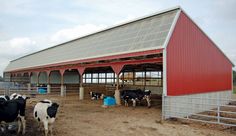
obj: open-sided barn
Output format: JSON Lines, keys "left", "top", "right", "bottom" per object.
{"left": 3, "top": 6, "right": 234, "bottom": 119}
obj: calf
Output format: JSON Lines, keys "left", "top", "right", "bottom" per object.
{"left": 89, "top": 91, "right": 104, "bottom": 100}
{"left": 121, "top": 89, "right": 151, "bottom": 108}
{"left": 0, "top": 94, "right": 29, "bottom": 134}
{"left": 34, "top": 99, "right": 59, "bottom": 136}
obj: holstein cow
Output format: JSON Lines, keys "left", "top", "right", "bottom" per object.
{"left": 89, "top": 91, "right": 104, "bottom": 100}
{"left": 0, "top": 95, "right": 10, "bottom": 104}
{"left": 34, "top": 99, "right": 59, "bottom": 136}
{"left": 121, "top": 89, "right": 151, "bottom": 108}
{"left": 10, "top": 93, "right": 30, "bottom": 134}
{"left": 0, "top": 93, "right": 29, "bottom": 134}
{"left": 0, "top": 95, "right": 10, "bottom": 132}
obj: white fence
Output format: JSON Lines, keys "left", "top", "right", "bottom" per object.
{"left": 163, "top": 95, "right": 236, "bottom": 127}
{"left": 0, "top": 86, "right": 63, "bottom": 96}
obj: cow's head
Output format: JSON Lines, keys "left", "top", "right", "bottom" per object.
{"left": 52, "top": 102, "right": 59, "bottom": 109}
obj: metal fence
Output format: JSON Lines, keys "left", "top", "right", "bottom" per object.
{"left": 0, "top": 85, "right": 63, "bottom": 96}
{"left": 162, "top": 95, "right": 236, "bottom": 127}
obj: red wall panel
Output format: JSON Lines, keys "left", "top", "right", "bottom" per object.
{"left": 167, "top": 12, "right": 232, "bottom": 96}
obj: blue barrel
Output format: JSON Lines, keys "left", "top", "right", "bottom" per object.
{"left": 104, "top": 97, "right": 116, "bottom": 106}
{"left": 38, "top": 87, "right": 47, "bottom": 94}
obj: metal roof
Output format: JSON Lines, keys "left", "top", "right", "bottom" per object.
{"left": 5, "top": 7, "right": 180, "bottom": 72}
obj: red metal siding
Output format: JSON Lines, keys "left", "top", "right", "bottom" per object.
{"left": 167, "top": 12, "right": 232, "bottom": 96}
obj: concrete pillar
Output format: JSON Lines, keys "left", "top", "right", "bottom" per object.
{"left": 27, "top": 83, "right": 31, "bottom": 91}
{"left": 114, "top": 74, "right": 121, "bottom": 105}
{"left": 36, "top": 72, "right": 39, "bottom": 86}
{"left": 47, "top": 71, "right": 51, "bottom": 94}
{"left": 36, "top": 72, "right": 39, "bottom": 93}
{"left": 60, "top": 70, "right": 65, "bottom": 96}
{"left": 79, "top": 87, "right": 84, "bottom": 100}
{"left": 79, "top": 74, "right": 84, "bottom": 100}
{"left": 60, "top": 85, "right": 65, "bottom": 96}
{"left": 47, "top": 84, "right": 51, "bottom": 93}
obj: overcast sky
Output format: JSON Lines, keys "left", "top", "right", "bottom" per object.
{"left": 1, "top": 0, "right": 236, "bottom": 76}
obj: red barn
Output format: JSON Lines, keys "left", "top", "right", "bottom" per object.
{"left": 4, "top": 6, "right": 234, "bottom": 119}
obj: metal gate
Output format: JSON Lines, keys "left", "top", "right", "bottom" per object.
{"left": 162, "top": 94, "right": 236, "bottom": 127}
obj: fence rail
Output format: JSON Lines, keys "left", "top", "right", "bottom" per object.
{"left": 163, "top": 95, "right": 236, "bottom": 127}
{"left": 0, "top": 86, "right": 63, "bottom": 96}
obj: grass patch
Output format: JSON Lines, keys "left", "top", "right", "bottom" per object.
{"left": 233, "top": 86, "right": 236, "bottom": 94}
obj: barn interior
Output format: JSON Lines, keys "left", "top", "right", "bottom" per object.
{"left": 6, "top": 52, "right": 163, "bottom": 106}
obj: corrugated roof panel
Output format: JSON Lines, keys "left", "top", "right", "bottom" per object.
{"left": 5, "top": 9, "right": 179, "bottom": 72}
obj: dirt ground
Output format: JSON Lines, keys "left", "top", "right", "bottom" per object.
{"left": 1, "top": 93, "right": 236, "bottom": 136}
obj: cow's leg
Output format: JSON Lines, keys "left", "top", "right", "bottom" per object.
{"left": 17, "top": 117, "right": 22, "bottom": 134}
{"left": 131, "top": 99, "right": 136, "bottom": 107}
{"left": 19, "top": 116, "right": 26, "bottom": 134}
{"left": 124, "top": 99, "right": 127, "bottom": 107}
{"left": 146, "top": 96, "right": 151, "bottom": 108}
{"left": 49, "top": 123, "right": 53, "bottom": 136}
{"left": 0, "top": 123, "right": 6, "bottom": 133}
{"left": 37, "top": 122, "right": 41, "bottom": 131}
{"left": 0, "top": 124, "right": 4, "bottom": 132}
{"left": 43, "top": 121, "right": 49, "bottom": 136}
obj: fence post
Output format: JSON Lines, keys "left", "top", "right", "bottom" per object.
{"left": 5, "top": 87, "right": 10, "bottom": 96}
{"left": 64, "top": 85, "right": 66, "bottom": 96}
{"left": 187, "top": 96, "right": 189, "bottom": 119}
{"left": 217, "top": 93, "right": 220, "bottom": 123}
{"left": 161, "top": 94, "right": 165, "bottom": 122}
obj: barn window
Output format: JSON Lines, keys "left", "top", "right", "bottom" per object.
{"left": 135, "top": 72, "right": 145, "bottom": 85}
{"left": 121, "top": 72, "right": 134, "bottom": 85}
{"left": 83, "top": 72, "right": 116, "bottom": 84}
{"left": 106, "top": 73, "right": 115, "bottom": 84}
{"left": 145, "top": 71, "right": 162, "bottom": 86}
{"left": 84, "top": 73, "right": 92, "bottom": 83}
{"left": 92, "top": 73, "right": 98, "bottom": 83}
{"left": 99, "top": 73, "right": 106, "bottom": 83}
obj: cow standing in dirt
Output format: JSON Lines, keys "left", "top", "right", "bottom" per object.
{"left": 34, "top": 99, "right": 59, "bottom": 136}
{"left": 89, "top": 91, "right": 104, "bottom": 100}
{"left": 0, "top": 93, "right": 29, "bottom": 134}
{"left": 121, "top": 89, "right": 151, "bottom": 108}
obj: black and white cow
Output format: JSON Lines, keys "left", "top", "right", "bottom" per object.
{"left": 121, "top": 89, "right": 151, "bottom": 108}
{"left": 0, "top": 93, "right": 29, "bottom": 134}
{"left": 10, "top": 93, "right": 30, "bottom": 134}
{"left": 0, "top": 95, "right": 10, "bottom": 104}
{"left": 0, "top": 95, "right": 10, "bottom": 132}
{"left": 89, "top": 91, "right": 104, "bottom": 100}
{"left": 34, "top": 99, "right": 59, "bottom": 136}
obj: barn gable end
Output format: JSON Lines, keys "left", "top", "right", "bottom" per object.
{"left": 166, "top": 11, "right": 233, "bottom": 96}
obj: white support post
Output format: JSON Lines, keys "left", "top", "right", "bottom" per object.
{"left": 79, "top": 74, "right": 84, "bottom": 100}
{"left": 60, "top": 85, "right": 64, "bottom": 96}
{"left": 47, "top": 71, "right": 51, "bottom": 94}
{"left": 27, "top": 83, "right": 31, "bottom": 91}
{"left": 47, "top": 84, "right": 51, "bottom": 94}
{"left": 60, "top": 70, "right": 65, "bottom": 97}
{"left": 162, "top": 48, "right": 167, "bottom": 121}
{"left": 114, "top": 74, "right": 121, "bottom": 105}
